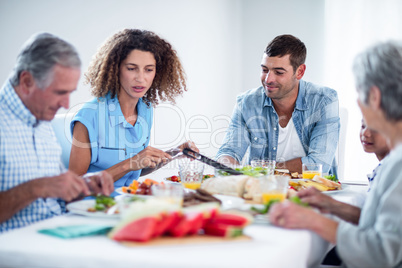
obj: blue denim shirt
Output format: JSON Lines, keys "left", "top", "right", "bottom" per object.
{"left": 216, "top": 80, "right": 340, "bottom": 175}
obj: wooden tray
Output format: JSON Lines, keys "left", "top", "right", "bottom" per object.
{"left": 120, "top": 234, "right": 251, "bottom": 247}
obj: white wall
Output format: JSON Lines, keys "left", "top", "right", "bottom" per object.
{"left": 1, "top": 0, "right": 400, "bottom": 181}
{"left": 323, "top": 0, "right": 402, "bottom": 181}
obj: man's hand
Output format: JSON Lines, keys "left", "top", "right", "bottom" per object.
{"left": 33, "top": 170, "right": 91, "bottom": 202}
{"left": 82, "top": 171, "right": 114, "bottom": 196}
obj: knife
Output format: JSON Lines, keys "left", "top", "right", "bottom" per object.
{"left": 182, "top": 148, "right": 243, "bottom": 175}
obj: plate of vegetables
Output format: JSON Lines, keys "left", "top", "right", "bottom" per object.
{"left": 66, "top": 195, "right": 120, "bottom": 219}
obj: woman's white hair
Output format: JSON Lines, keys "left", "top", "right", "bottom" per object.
{"left": 353, "top": 40, "right": 402, "bottom": 121}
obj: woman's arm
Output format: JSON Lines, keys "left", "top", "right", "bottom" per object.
{"left": 70, "top": 122, "right": 171, "bottom": 182}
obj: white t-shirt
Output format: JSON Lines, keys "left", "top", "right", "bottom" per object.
{"left": 276, "top": 117, "right": 306, "bottom": 163}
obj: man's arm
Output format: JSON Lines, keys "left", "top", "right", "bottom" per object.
{"left": 0, "top": 171, "right": 91, "bottom": 224}
{"left": 0, "top": 181, "right": 42, "bottom": 224}
{"left": 216, "top": 155, "right": 240, "bottom": 167}
{"left": 302, "top": 94, "right": 340, "bottom": 175}
{"left": 278, "top": 158, "right": 302, "bottom": 173}
{"left": 215, "top": 97, "right": 250, "bottom": 164}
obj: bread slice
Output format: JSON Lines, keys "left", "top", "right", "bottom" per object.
{"left": 201, "top": 175, "right": 250, "bottom": 197}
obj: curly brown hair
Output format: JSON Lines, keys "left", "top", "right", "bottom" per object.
{"left": 85, "top": 29, "right": 187, "bottom": 105}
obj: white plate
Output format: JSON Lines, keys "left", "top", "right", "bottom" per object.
{"left": 66, "top": 200, "right": 120, "bottom": 219}
{"left": 115, "top": 187, "right": 154, "bottom": 198}
{"left": 323, "top": 183, "right": 349, "bottom": 194}
{"left": 213, "top": 194, "right": 245, "bottom": 210}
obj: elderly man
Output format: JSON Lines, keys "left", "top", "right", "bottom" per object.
{"left": 0, "top": 33, "right": 113, "bottom": 233}
{"left": 269, "top": 41, "right": 402, "bottom": 268}
{"left": 216, "top": 34, "right": 340, "bottom": 175}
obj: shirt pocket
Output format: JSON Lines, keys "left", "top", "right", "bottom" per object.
{"left": 249, "top": 133, "right": 268, "bottom": 160}
{"left": 96, "top": 146, "right": 127, "bottom": 169}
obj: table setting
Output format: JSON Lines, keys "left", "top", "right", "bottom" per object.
{"left": 0, "top": 154, "right": 368, "bottom": 268}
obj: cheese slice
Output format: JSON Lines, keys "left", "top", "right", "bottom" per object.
{"left": 298, "top": 180, "right": 334, "bottom": 192}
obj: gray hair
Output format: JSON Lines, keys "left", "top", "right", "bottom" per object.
{"left": 353, "top": 41, "right": 402, "bottom": 121}
{"left": 9, "top": 32, "right": 81, "bottom": 89}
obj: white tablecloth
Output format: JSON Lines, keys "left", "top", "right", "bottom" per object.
{"left": 0, "top": 184, "right": 367, "bottom": 268}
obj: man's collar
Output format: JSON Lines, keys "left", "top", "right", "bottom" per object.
{"left": 3, "top": 80, "right": 38, "bottom": 127}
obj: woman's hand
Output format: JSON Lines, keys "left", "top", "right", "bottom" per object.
{"left": 178, "top": 140, "right": 199, "bottom": 153}
{"left": 269, "top": 200, "right": 318, "bottom": 229}
{"left": 297, "top": 187, "right": 337, "bottom": 214}
{"left": 129, "top": 146, "right": 172, "bottom": 170}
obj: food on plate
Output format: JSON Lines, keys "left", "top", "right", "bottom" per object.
{"left": 251, "top": 196, "right": 308, "bottom": 214}
{"left": 121, "top": 178, "right": 161, "bottom": 195}
{"left": 87, "top": 195, "right": 116, "bottom": 213}
{"left": 324, "top": 174, "right": 339, "bottom": 183}
{"left": 109, "top": 199, "right": 252, "bottom": 242}
{"left": 274, "top": 168, "right": 302, "bottom": 179}
{"left": 183, "top": 189, "right": 222, "bottom": 207}
{"left": 207, "top": 210, "right": 253, "bottom": 228}
{"left": 111, "top": 216, "right": 159, "bottom": 242}
{"left": 312, "top": 175, "right": 342, "bottom": 190}
{"left": 201, "top": 175, "right": 250, "bottom": 198}
{"left": 243, "top": 177, "right": 261, "bottom": 200}
{"left": 203, "top": 223, "right": 243, "bottom": 238}
{"left": 216, "top": 166, "right": 268, "bottom": 177}
{"left": 165, "top": 174, "right": 214, "bottom": 183}
{"left": 288, "top": 175, "right": 341, "bottom": 192}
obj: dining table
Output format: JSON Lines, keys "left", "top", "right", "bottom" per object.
{"left": 0, "top": 173, "right": 368, "bottom": 268}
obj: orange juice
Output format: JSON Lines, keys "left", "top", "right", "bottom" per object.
{"left": 262, "top": 191, "right": 286, "bottom": 204}
{"left": 302, "top": 171, "right": 321, "bottom": 179}
{"left": 182, "top": 182, "right": 202, "bottom": 190}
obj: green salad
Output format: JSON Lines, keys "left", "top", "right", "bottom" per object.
{"left": 217, "top": 165, "right": 269, "bottom": 177}
{"left": 94, "top": 195, "right": 116, "bottom": 211}
{"left": 251, "top": 196, "right": 309, "bottom": 214}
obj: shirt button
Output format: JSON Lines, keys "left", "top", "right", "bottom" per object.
{"left": 254, "top": 137, "right": 258, "bottom": 141}
{"left": 273, "top": 147, "right": 276, "bottom": 150}
{"left": 274, "top": 128, "right": 277, "bottom": 131}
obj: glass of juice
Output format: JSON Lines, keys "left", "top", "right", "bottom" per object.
{"left": 259, "top": 175, "right": 289, "bottom": 204}
{"left": 179, "top": 158, "right": 204, "bottom": 190}
{"left": 151, "top": 183, "right": 184, "bottom": 206}
{"left": 302, "top": 163, "right": 323, "bottom": 179}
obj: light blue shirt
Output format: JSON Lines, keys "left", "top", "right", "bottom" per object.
{"left": 216, "top": 80, "right": 340, "bottom": 175}
{"left": 0, "top": 80, "right": 65, "bottom": 233}
{"left": 337, "top": 144, "right": 402, "bottom": 268}
{"left": 71, "top": 93, "right": 153, "bottom": 188}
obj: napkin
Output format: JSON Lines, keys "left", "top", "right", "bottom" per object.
{"left": 38, "top": 225, "right": 113, "bottom": 239}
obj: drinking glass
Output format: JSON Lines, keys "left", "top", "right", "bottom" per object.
{"left": 302, "top": 163, "right": 322, "bottom": 179}
{"left": 178, "top": 158, "right": 204, "bottom": 190}
{"left": 259, "top": 175, "right": 289, "bottom": 204}
{"left": 251, "top": 159, "right": 276, "bottom": 176}
{"left": 151, "top": 183, "right": 184, "bottom": 206}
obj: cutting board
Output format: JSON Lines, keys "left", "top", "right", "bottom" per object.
{"left": 120, "top": 234, "right": 251, "bottom": 247}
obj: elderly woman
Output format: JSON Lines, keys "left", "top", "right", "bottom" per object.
{"left": 269, "top": 41, "right": 402, "bottom": 268}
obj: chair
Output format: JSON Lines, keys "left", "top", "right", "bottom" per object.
{"left": 336, "top": 107, "right": 348, "bottom": 181}
{"left": 51, "top": 113, "right": 75, "bottom": 169}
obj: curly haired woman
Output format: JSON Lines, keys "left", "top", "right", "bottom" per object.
{"left": 69, "top": 29, "right": 198, "bottom": 191}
